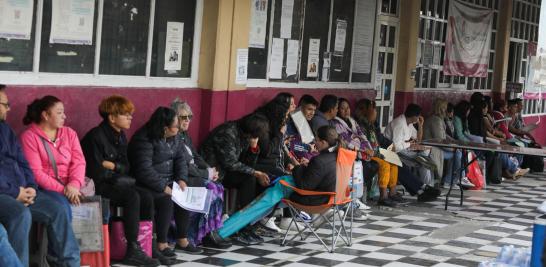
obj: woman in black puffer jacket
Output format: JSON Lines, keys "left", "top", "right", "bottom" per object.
{"left": 128, "top": 107, "right": 202, "bottom": 258}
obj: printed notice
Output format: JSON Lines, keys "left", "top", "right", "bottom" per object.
{"left": 249, "top": 0, "right": 268, "bottom": 48}
{"left": 236, "top": 48, "right": 249, "bottom": 85}
{"left": 269, "top": 38, "right": 284, "bottom": 79}
{"left": 307, "top": 38, "right": 320, "bottom": 77}
{"left": 50, "top": 0, "right": 95, "bottom": 45}
{"left": 286, "top": 39, "right": 299, "bottom": 76}
{"left": 290, "top": 110, "right": 314, "bottom": 144}
{"left": 352, "top": 0, "right": 376, "bottom": 74}
{"left": 0, "top": 0, "right": 34, "bottom": 40}
{"left": 164, "top": 22, "right": 184, "bottom": 71}
{"left": 334, "top": 19, "right": 347, "bottom": 54}
{"left": 280, "top": 0, "right": 294, "bottom": 39}
{"left": 172, "top": 183, "right": 212, "bottom": 214}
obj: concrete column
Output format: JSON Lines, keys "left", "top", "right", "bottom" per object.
{"left": 492, "top": 0, "right": 513, "bottom": 101}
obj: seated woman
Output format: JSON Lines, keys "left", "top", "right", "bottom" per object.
{"left": 215, "top": 125, "right": 345, "bottom": 240}
{"left": 332, "top": 98, "right": 390, "bottom": 210}
{"left": 20, "top": 96, "right": 85, "bottom": 216}
{"left": 128, "top": 107, "right": 202, "bottom": 256}
{"left": 80, "top": 95, "right": 162, "bottom": 266}
{"left": 170, "top": 99, "right": 231, "bottom": 249}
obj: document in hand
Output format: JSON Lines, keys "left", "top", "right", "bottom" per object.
{"left": 521, "top": 122, "right": 538, "bottom": 133}
{"left": 379, "top": 148, "right": 403, "bottom": 167}
{"left": 493, "top": 117, "right": 512, "bottom": 125}
{"left": 172, "top": 183, "right": 213, "bottom": 214}
{"left": 290, "top": 110, "right": 314, "bottom": 144}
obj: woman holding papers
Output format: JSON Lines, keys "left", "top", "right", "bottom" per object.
{"left": 171, "top": 99, "right": 231, "bottom": 249}
{"left": 128, "top": 107, "right": 203, "bottom": 259}
{"left": 81, "top": 95, "right": 163, "bottom": 266}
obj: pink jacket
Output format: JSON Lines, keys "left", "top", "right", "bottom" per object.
{"left": 19, "top": 124, "right": 86, "bottom": 193}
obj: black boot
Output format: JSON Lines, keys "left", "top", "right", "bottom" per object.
{"left": 202, "top": 230, "right": 232, "bottom": 249}
{"left": 123, "top": 242, "right": 160, "bottom": 267}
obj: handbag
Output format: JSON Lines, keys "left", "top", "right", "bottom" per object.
{"left": 110, "top": 220, "right": 153, "bottom": 260}
{"left": 466, "top": 152, "right": 485, "bottom": 190}
{"left": 40, "top": 137, "right": 95, "bottom": 196}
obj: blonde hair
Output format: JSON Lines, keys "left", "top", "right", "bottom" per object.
{"left": 432, "top": 98, "right": 448, "bottom": 119}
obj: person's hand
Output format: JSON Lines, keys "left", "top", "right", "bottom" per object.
{"left": 253, "top": 171, "right": 270, "bottom": 187}
{"left": 280, "top": 125, "right": 287, "bottom": 135}
{"left": 164, "top": 186, "right": 172, "bottom": 196}
{"left": 102, "top": 161, "right": 115, "bottom": 170}
{"left": 410, "top": 143, "right": 423, "bottom": 151}
{"left": 16, "top": 187, "right": 34, "bottom": 206}
{"left": 299, "top": 157, "right": 309, "bottom": 166}
{"left": 64, "top": 185, "right": 81, "bottom": 205}
{"left": 249, "top": 137, "right": 259, "bottom": 149}
{"left": 365, "top": 149, "right": 374, "bottom": 157}
{"left": 178, "top": 180, "right": 187, "bottom": 191}
{"left": 286, "top": 163, "right": 295, "bottom": 172}
{"left": 24, "top": 187, "right": 36, "bottom": 205}
{"left": 417, "top": 116, "right": 424, "bottom": 126}
{"left": 309, "top": 143, "right": 317, "bottom": 153}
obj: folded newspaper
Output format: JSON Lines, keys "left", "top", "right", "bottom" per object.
{"left": 172, "top": 183, "right": 212, "bottom": 214}
{"left": 379, "top": 148, "right": 403, "bottom": 167}
{"left": 290, "top": 110, "right": 314, "bottom": 144}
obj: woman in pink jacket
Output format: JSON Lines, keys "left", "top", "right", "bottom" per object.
{"left": 19, "top": 95, "right": 86, "bottom": 216}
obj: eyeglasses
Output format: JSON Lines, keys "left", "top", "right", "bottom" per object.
{"left": 0, "top": 102, "right": 9, "bottom": 108}
{"left": 178, "top": 115, "right": 193, "bottom": 121}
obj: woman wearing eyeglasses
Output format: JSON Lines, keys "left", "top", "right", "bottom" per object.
{"left": 80, "top": 95, "right": 162, "bottom": 266}
{"left": 128, "top": 107, "right": 199, "bottom": 262}
{"left": 171, "top": 99, "right": 231, "bottom": 249}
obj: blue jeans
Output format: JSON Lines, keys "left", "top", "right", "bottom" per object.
{"left": 443, "top": 149, "right": 462, "bottom": 186}
{"left": 0, "top": 194, "right": 31, "bottom": 266}
{"left": 0, "top": 224, "right": 23, "bottom": 267}
{"left": 0, "top": 192, "right": 80, "bottom": 267}
{"left": 500, "top": 153, "right": 518, "bottom": 173}
{"left": 41, "top": 190, "right": 72, "bottom": 221}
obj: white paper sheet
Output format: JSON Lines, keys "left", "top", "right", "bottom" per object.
{"left": 280, "top": 0, "right": 294, "bottom": 39}
{"left": 172, "top": 183, "right": 209, "bottom": 212}
{"left": 379, "top": 148, "right": 403, "bottom": 167}
{"left": 249, "top": 0, "right": 269, "bottom": 48}
{"left": 352, "top": 0, "right": 376, "bottom": 74}
{"left": 269, "top": 38, "right": 284, "bottom": 79}
{"left": 521, "top": 122, "right": 538, "bottom": 132}
{"left": 50, "top": 0, "right": 95, "bottom": 45}
{"left": 236, "top": 48, "right": 249, "bottom": 84}
{"left": 164, "top": 22, "right": 184, "bottom": 71}
{"left": 307, "top": 38, "right": 320, "bottom": 77}
{"left": 0, "top": 0, "right": 34, "bottom": 40}
{"left": 286, "top": 39, "right": 299, "bottom": 76}
{"left": 290, "top": 110, "right": 314, "bottom": 144}
{"left": 334, "top": 19, "right": 347, "bottom": 53}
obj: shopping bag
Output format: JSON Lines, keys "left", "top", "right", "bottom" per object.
{"left": 350, "top": 160, "right": 364, "bottom": 199}
{"left": 466, "top": 152, "right": 485, "bottom": 190}
{"left": 110, "top": 220, "right": 153, "bottom": 260}
{"left": 80, "top": 224, "right": 110, "bottom": 267}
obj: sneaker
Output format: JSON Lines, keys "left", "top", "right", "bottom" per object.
{"left": 425, "top": 185, "right": 441, "bottom": 197}
{"left": 152, "top": 247, "right": 180, "bottom": 266}
{"left": 417, "top": 188, "right": 438, "bottom": 202}
{"left": 245, "top": 228, "right": 265, "bottom": 243}
{"left": 279, "top": 217, "right": 305, "bottom": 231}
{"left": 443, "top": 183, "right": 460, "bottom": 190}
{"left": 159, "top": 247, "right": 177, "bottom": 258}
{"left": 459, "top": 177, "right": 475, "bottom": 188}
{"left": 202, "top": 231, "right": 232, "bottom": 249}
{"left": 377, "top": 198, "right": 398, "bottom": 207}
{"left": 312, "top": 209, "right": 345, "bottom": 228}
{"left": 389, "top": 194, "right": 408, "bottom": 204}
{"left": 355, "top": 199, "right": 371, "bottom": 210}
{"left": 348, "top": 208, "right": 368, "bottom": 221}
{"left": 175, "top": 243, "right": 203, "bottom": 254}
{"left": 124, "top": 242, "right": 160, "bottom": 267}
{"left": 232, "top": 231, "right": 259, "bottom": 245}
{"left": 299, "top": 211, "right": 313, "bottom": 222}
{"left": 515, "top": 168, "right": 530, "bottom": 178}
{"left": 260, "top": 216, "right": 282, "bottom": 233}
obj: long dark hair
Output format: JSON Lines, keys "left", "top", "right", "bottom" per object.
{"left": 454, "top": 100, "right": 471, "bottom": 131}
{"left": 237, "top": 113, "right": 270, "bottom": 139}
{"left": 23, "top": 95, "right": 62, "bottom": 125}
{"left": 144, "top": 107, "right": 177, "bottom": 140}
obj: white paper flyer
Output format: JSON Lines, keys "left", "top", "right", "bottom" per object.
{"left": 50, "top": 0, "right": 95, "bottom": 45}
{"left": 249, "top": 0, "right": 268, "bottom": 48}
{"left": 164, "top": 22, "right": 184, "bottom": 71}
{"left": 0, "top": 0, "right": 34, "bottom": 40}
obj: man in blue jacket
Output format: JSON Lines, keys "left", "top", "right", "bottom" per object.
{"left": 0, "top": 84, "right": 80, "bottom": 267}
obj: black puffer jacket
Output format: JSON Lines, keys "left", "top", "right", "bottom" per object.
{"left": 128, "top": 126, "right": 188, "bottom": 193}
{"left": 290, "top": 148, "right": 337, "bottom": 206}
{"left": 81, "top": 122, "right": 131, "bottom": 187}
{"left": 200, "top": 121, "right": 260, "bottom": 180}
{"left": 178, "top": 131, "right": 209, "bottom": 186}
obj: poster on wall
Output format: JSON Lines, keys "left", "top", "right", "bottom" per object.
{"left": 249, "top": 0, "right": 268, "bottom": 48}
{"left": 50, "top": 0, "right": 95, "bottom": 45}
{"left": 236, "top": 49, "right": 249, "bottom": 85}
{"left": 352, "top": 0, "right": 375, "bottom": 74}
{"left": 286, "top": 39, "right": 299, "bottom": 76}
{"left": 280, "top": 0, "right": 294, "bottom": 39}
{"left": 443, "top": 0, "right": 492, "bottom": 77}
{"left": 334, "top": 19, "right": 347, "bottom": 54}
{"left": 164, "top": 22, "right": 184, "bottom": 71}
{"left": 269, "top": 38, "right": 284, "bottom": 79}
{"left": 0, "top": 0, "right": 34, "bottom": 40}
{"left": 307, "top": 38, "right": 320, "bottom": 77}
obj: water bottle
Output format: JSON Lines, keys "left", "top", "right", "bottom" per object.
{"left": 497, "top": 245, "right": 515, "bottom": 263}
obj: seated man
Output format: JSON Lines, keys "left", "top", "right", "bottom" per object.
{"left": 215, "top": 125, "right": 345, "bottom": 240}
{"left": 286, "top": 94, "right": 319, "bottom": 161}
{"left": 310, "top": 95, "right": 338, "bottom": 133}
{"left": 0, "top": 85, "right": 79, "bottom": 267}
{"left": 355, "top": 99, "right": 439, "bottom": 202}
{"left": 385, "top": 104, "right": 439, "bottom": 186}
{"left": 509, "top": 98, "right": 537, "bottom": 143}
{"left": 0, "top": 224, "right": 22, "bottom": 267}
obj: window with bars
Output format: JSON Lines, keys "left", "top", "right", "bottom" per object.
{"left": 415, "top": 0, "right": 499, "bottom": 91}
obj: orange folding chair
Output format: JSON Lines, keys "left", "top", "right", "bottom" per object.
{"left": 279, "top": 148, "right": 357, "bottom": 252}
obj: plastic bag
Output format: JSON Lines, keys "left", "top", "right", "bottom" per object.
{"left": 466, "top": 152, "right": 485, "bottom": 190}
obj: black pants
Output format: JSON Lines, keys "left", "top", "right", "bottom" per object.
{"left": 97, "top": 184, "right": 154, "bottom": 244}
{"left": 173, "top": 205, "right": 190, "bottom": 239}
{"left": 222, "top": 172, "right": 257, "bottom": 209}
{"left": 397, "top": 166, "right": 424, "bottom": 196}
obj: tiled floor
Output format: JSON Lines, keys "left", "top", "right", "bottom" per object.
{"left": 113, "top": 171, "right": 546, "bottom": 267}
